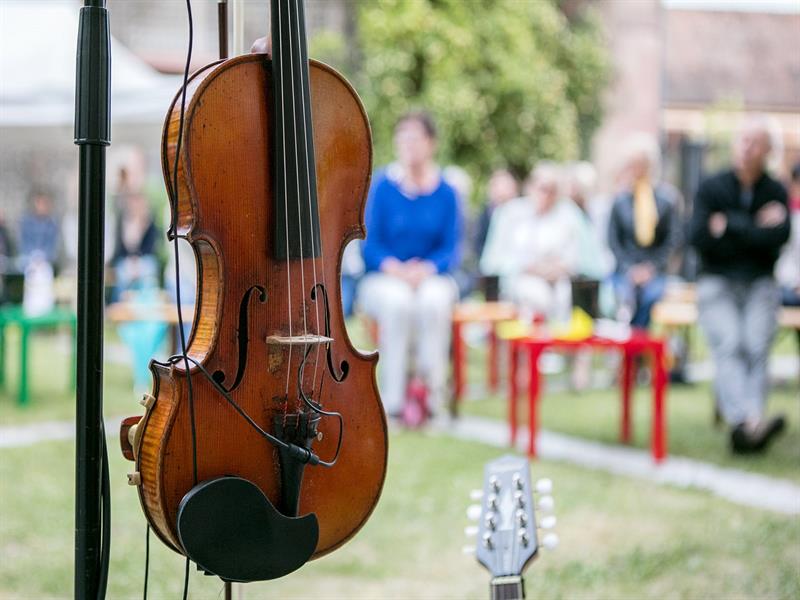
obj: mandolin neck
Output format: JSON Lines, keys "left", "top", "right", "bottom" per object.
{"left": 490, "top": 576, "right": 525, "bottom": 600}
{"left": 270, "top": 0, "right": 321, "bottom": 260}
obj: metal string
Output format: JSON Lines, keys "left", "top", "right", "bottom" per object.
{"left": 276, "top": 0, "right": 294, "bottom": 399}
{"left": 285, "top": 0, "right": 310, "bottom": 401}
{"left": 293, "top": 0, "right": 325, "bottom": 398}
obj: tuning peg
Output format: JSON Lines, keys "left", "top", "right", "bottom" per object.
{"left": 515, "top": 509, "right": 527, "bottom": 527}
{"left": 467, "top": 504, "right": 482, "bottom": 521}
{"left": 487, "top": 493, "right": 499, "bottom": 510}
{"left": 535, "top": 478, "right": 553, "bottom": 494}
{"left": 464, "top": 525, "right": 479, "bottom": 537}
{"left": 542, "top": 532, "right": 559, "bottom": 550}
{"left": 489, "top": 475, "right": 501, "bottom": 492}
{"left": 469, "top": 489, "right": 484, "bottom": 501}
{"left": 462, "top": 545, "right": 476, "bottom": 555}
{"left": 517, "top": 528, "right": 530, "bottom": 547}
{"left": 539, "top": 515, "right": 557, "bottom": 530}
{"left": 538, "top": 495, "right": 554, "bottom": 512}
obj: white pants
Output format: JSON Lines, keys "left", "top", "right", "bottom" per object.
{"left": 504, "top": 274, "right": 572, "bottom": 323}
{"left": 358, "top": 273, "right": 457, "bottom": 415}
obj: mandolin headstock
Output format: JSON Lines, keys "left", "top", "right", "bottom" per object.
{"left": 465, "top": 455, "right": 557, "bottom": 600}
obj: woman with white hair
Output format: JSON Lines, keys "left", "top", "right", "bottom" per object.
{"left": 608, "top": 134, "right": 679, "bottom": 329}
{"left": 480, "top": 162, "right": 581, "bottom": 322}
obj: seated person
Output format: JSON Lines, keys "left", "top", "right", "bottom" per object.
{"left": 608, "top": 135, "right": 679, "bottom": 329}
{"left": 689, "top": 116, "right": 790, "bottom": 453}
{"left": 19, "top": 189, "right": 60, "bottom": 269}
{"left": 480, "top": 163, "right": 580, "bottom": 323}
{"left": 360, "top": 111, "right": 462, "bottom": 418}
{"left": 473, "top": 169, "right": 519, "bottom": 288}
{"left": 111, "top": 186, "right": 160, "bottom": 300}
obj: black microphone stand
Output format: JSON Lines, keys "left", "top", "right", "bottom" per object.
{"left": 74, "top": 1, "right": 111, "bottom": 598}
{"left": 217, "top": 8, "right": 233, "bottom": 599}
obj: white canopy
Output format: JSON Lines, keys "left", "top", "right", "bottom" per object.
{"left": 0, "top": 0, "right": 180, "bottom": 127}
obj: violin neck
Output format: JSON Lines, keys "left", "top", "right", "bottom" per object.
{"left": 271, "top": 0, "right": 322, "bottom": 260}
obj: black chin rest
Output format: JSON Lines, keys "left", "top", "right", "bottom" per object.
{"left": 177, "top": 476, "right": 319, "bottom": 582}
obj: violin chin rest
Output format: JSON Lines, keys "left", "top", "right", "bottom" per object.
{"left": 177, "top": 476, "right": 319, "bottom": 582}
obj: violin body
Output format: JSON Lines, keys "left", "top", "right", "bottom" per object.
{"left": 128, "top": 53, "right": 387, "bottom": 560}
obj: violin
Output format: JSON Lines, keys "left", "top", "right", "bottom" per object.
{"left": 120, "top": 0, "right": 387, "bottom": 582}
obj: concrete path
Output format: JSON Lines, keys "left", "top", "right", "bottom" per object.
{"left": 430, "top": 415, "right": 800, "bottom": 516}
{"left": 2, "top": 414, "right": 798, "bottom": 516}
{"left": 0, "top": 416, "right": 122, "bottom": 448}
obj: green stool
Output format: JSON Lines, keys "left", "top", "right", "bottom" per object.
{"left": 0, "top": 305, "right": 77, "bottom": 406}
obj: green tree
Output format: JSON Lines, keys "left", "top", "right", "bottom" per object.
{"left": 353, "top": 0, "right": 608, "bottom": 195}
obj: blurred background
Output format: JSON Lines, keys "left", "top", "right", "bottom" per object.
{"left": 0, "top": 1, "right": 798, "bottom": 598}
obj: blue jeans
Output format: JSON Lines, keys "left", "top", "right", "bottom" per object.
{"left": 612, "top": 273, "right": 666, "bottom": 329}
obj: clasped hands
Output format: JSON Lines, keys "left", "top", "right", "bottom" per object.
{"left": 381, "top": 257, "right": 436, "bottom": 288}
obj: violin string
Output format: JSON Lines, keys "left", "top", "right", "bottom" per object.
{"left": 172, "top": 1, "right": 197, "bottom": 598}
{"left": 170, "top": 0, "right": 198, "bottom": 479}
{"left": 286, "top": 0, "right": 310, "bottom": 404}
{"left": 294, "top": 0, "right": 324, "bottom": 399}
{"left": 276, "top": 0, "right": 294, "bottom": 401}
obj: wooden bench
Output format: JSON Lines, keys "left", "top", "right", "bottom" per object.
{"left": 652, "top": 285, "right": 800, "bottom": 330}
{"left": 652, "top": 284, "right": 800, "bottom": 381}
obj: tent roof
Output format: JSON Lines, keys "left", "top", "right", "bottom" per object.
{"left": 0, "top": 0, "right": 180, "bottom": 127}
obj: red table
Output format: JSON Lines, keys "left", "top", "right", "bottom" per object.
{"left": 508, "top": 332, "right": 669, "bottom": 462}
{"left": 450, "top": 302, "right": 517, "bottom": 415}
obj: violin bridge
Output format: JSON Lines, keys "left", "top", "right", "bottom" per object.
{"left": 266, "top": 334, "right": 334, "bottom": 346}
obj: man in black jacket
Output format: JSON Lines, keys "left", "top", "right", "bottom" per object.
{"left": 608, "top": 135, "right": 680, "bottom": 329}
{"left": 689, "top": 116, "right": 791, "bottom": 454}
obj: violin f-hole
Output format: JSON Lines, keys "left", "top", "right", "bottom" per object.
{"left": 213, "top": 285, "right": 268, "bottom": 391}
{"left": 311, "top": 283, "right": 348, "bottom": 383}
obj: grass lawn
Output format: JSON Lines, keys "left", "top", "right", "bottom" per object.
{"left": 461, "top": 382, "right": 800, "bottom": 484}
{"left": 0, "top": 327, "right": 164, "bottom": 426}
{"left": 0, "top": 322, "right": 798, "bottom": 598}
{"left": 1, "top": 431, "right": 799, "bottom": 599}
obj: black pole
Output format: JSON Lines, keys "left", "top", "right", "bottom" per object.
{"left": 74, "top": 0, "right": 111, "bottom": 598}
{"left": 219, "top": 5, "right": 230, "bottom": 598}
{"left": 218, "top": 0, "right": 229, "bottom": 60}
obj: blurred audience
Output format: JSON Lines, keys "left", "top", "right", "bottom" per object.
{"left": 19, "top": 189, "right": 60, "bottom": 269}
{"left": 776, "top": 162, "right": 800, "bottom": 308}
{"left": 480, "top": 162, "right": 580, "bottom": 322}
{"left": 0, "top": 210, "right": 14, "bottom": 305}
{"left": 608, "top": 135, "right": 679, "bottom": 329}
{"left": 340, "top": 241, "right": 364, "bottom": 318}
{"left": 689, "top": 115, "right": 790, "bottom": 454}
{"left": 111, "top": 169, "right": 160, "bottom": 300}
{"left": 360, "top": 111, "right": 462, "bottom": 418}
{"left": 566, "top": 161, "right": 614, "bottom": 286}
{"left": 474, "top": 169, "right": 519, "bottom": 263}
{"left": 0, "top": 209, "right": 13, "bottom": 271}
{"left": 442, "top": 165, "right": 474, "bottom": 298}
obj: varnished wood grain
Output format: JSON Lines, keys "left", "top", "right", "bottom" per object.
{"left": 133, "top": 54, "right": 387, "bottom": 560}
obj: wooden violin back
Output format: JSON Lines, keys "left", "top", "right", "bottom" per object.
{"left": 127, "top": 53, "right": 387, "bottom": 559}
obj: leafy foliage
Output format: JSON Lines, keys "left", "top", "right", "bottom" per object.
{"left": 352, "top": 0, "right": 609, "bottom": 188}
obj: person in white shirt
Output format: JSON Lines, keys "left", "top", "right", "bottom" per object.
{"left": 480, "top": 163, "right": 581, "bottom": 322}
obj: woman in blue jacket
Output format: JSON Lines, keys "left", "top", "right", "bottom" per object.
{"left": 360, "top": 111, "right": 462, "bottom": 419}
